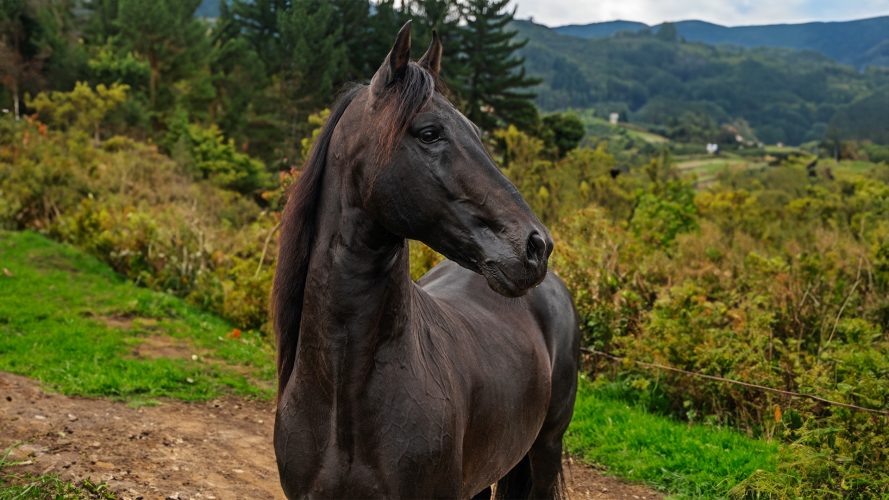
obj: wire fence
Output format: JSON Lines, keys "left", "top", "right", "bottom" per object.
{"left": 581, "top": 347, "right": 888, "bottom": 416}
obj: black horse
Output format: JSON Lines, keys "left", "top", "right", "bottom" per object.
{"left": 272, "top": 22, "right": 579, "bottom": 499}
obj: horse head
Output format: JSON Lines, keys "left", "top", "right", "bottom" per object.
{"left": 344, "top": 22, "right": 553, "bottom": 297}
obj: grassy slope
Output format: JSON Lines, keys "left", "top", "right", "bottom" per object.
{"left": 0, "top": 231, "right": 274, "bottom": 402}
{"left": 567, "top": 377, "right": 778, "bottom": 498}
{"left": 0, "top": 231, "right": 778, "bottom": 498}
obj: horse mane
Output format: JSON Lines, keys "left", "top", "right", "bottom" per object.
{"left": 272, "top": 63, "right": 436, "bottom": 396}
{"left": 272, "top": 84, "right": 362, "bottom": 396}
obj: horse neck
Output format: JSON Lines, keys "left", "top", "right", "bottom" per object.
{"left": 293, "top": 152, "right": 413, "bottom": 385}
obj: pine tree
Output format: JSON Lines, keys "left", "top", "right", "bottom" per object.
{"left": 115, "top": 0, "right": 208, "bottom": 110}
{"left": 277, "top": 0, "right": 347, "bottom": 154}
{"left": 459, "top": 0, "right": 540, "bottom": 131}
{"left": 405, "top": 0, "right": 467, "bottom": 98}
{"left": 329, "top": 0, "right": 373, "bottom": 81}
{"left": 1, "top": 0, "right": 84, "bottom": 118}
{"left": 217, "top": 0, "right": 291, "bottom": 75}
{"left": 366, "top": 0, "right": 408, "bottom": 73}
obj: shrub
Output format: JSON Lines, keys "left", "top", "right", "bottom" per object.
{"left": 165, "top": 117, "right": 271, "bottom": 194}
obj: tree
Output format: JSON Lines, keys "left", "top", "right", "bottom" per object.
{"left": 277, "top": 0, "right": 347, "bottom": 153}
{"left": 656, "top": 22, "right": 678, "bottom": 43}
{"left": 115, "top": 0, "right": 209, "bottom": 110}
{"left": 405, "top": 0, "right": 466, "bottom": 97}
{"left": 217, "top": 0, "right": 291, "bottom": 75}
{"left": 82, "top": 0, "right": 121, "bottom": 44}
{"left": 26, "top": 81, "right": 129, "bottom": 141}
{"left": 0, "top": 0, "right": 84, "bottom": 119}
{"left": 459, "top": 0, "right": 540, "bottom": 131}
{"left": 330, "top": 0, "right": 373, "bottom": 82}
{"left": 541, "top": 112, "right": 585, "bottom": 158}
{"left": 366, "top": 0, "right": 408, "bottom": 73}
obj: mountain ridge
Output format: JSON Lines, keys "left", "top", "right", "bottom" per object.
{"left": 513, "top": 19, "right": 889, "bottom": 145}
{"left": 550, "top": 15, "right": 889, "bottom": 68}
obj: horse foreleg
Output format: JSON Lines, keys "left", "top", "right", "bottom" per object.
{"left": 527, "top": 436, "right": 566, "bottom": 500}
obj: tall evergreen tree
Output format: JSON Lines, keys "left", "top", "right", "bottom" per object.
{"left": 366, "top": 0, "right": 408, "bottom": 74}
{"left": 115, "top": 0, "right": 208, "bottom": 110}
{"left": 1, "top": 0, "right": 85, "bottom": 118}
{"left": 330, "top": 0, "right": 372, "bottom": 81}
{"left": 217, "top": 0, "right": 291, "bottom": 75}
{"left": 459, "top": 0, "right": 539, "bottom": 131}
{"left": 82, "top": 0, "right": 121, "bottom": 43}
{"left": 277, "top": 0, "right": 347, "bottom": 155}
{"left": 406, "top": 0, "right": 467, "bottom": 99}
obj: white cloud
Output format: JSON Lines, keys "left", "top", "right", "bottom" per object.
{"left": 513, "top": 0, "right": 889, "bottom": 27}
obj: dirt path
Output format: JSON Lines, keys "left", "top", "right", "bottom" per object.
{"left": 1, "top": 372, "right": 660, "bottom": 499}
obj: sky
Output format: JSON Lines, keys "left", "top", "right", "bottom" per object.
{"left": 513, "top": 0, "right": 889, "bottom": 27}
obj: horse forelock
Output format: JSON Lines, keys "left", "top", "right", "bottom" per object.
{"left": 372, "top": 61, "right": 437, "bottom": 167}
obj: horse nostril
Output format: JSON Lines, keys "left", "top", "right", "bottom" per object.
{"left": 526, "top": 231, "right": 547, "bottom": 265}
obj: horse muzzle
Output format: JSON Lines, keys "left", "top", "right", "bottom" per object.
{"left": 478, "top": 228, "right": 553, "bottom": 297}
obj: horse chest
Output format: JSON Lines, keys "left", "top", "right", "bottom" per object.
{"left": 276, "top": 363, "right": 464, "bottom": 498}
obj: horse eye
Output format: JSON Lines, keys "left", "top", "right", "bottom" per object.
{"left": 418, "top": 128, "right": 441, "bottom": 144}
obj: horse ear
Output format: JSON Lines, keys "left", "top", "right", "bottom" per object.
{"left": 371, "top": 21, "right": 412, "bottom": 96}
{"left": 418, "top": 29, "right": 442, "bottom": 77}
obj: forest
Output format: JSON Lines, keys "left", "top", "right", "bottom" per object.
{"left": 515, "top": 19, "right": 889, "bottom": 146}
{"left": 1, "top": 0, "right": 888, "bottom": 498}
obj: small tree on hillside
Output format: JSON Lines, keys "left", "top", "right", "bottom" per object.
{"left": 459, "top": 0, "right": 539, "bottom": 131}
{"left": 27, "top": 81, "right": 129, "bottom": 141}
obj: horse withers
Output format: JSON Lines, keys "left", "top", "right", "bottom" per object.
{"left": 272, "top": 22, "right": 580, "bottom": 499}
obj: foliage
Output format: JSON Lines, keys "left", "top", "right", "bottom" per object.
{"left": 277, "top": 0, "right": 347, "bottom": 138}
{"left": 828, "top": 86, "right": 889, "bottom": 144}
{"left": 553, "top": 16, "right": 889, "bottom": 70}
{"left": 0, "top": 115, "right": 276, "bottom": 332}
{"left": 542, "top": 149, "right": 889, "bottom": 498}
{"left": 164, "top": 117, "right": 271, "bottom": 194}
{"left": 567, "top": 376, "right": 778, "bottom": 498}
{"left": 460, "top": 0, "right": 540, "bottom": 131}
{"left": 26, "top": 82, "right": 129, "bottom": 141}
{"left": 514, "top": 20, "right": 889, "bottom": 145}
{"left": 496, "top": 125, "right": 629, "bottom": 224}
{"left": 0, "top": 0, "right": 87, "bottom": 119}
{"left": 540, "top": 111, "right": 585, "bottom": 158}
{"left": 1, "top": 3, "right": 888, "bottom": 497}
{"left": 114, "top": 0, "right": 209, "bottom": 111}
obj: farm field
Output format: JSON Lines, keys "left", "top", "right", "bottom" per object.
{"left": 674, "top": 154, "right": 766, "bottom": 187}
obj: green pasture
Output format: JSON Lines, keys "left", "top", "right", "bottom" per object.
{"left": 0, "top": 231, "right": 274, "bottom": 403}
{"left": 0, "top": 231, "right": 781, "bottom": 498}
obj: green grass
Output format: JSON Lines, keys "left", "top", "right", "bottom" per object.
{"left": 1, "top": 230, "right": 780, "bottom": 498}
{"left": 0, "top": 231, "right": 274, "bottom": 401}
{"left": 566, "top": 376, "right": 778, "bottom": 499}
{"left": 0, "top": 444, "right": 117, "bottom": 499}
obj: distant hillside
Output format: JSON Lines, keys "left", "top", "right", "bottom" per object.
{"left": 555, "top": 20, "right": 648, "bottom": 39}
{"left": 552, "top": 16, "right": 889, "bottom": 69}
{"left": 514, "top": 20, "right": 889, "bottom": 145}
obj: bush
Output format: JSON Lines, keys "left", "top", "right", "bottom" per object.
{"left": 0, "top": 115, "right": 277, "bottom": 333}
{"left": 165, "top": 117, "right": 271, "bottom": 194}
{"left": 545, "top": 153, "right": 889, "bottom": 497}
